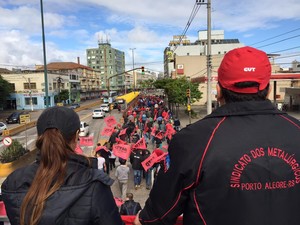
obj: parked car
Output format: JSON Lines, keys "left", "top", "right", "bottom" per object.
{"left": 103, "top": 98, "right": 109, "bottom": 103}
{"left": 6, "top": 112, "right": 26, "bottom": 124}
{"left": 79, "top": 122, "right": 89, "bottom": 137}
{"left": 0, "top": 122, "right": 7, "bottom": 135}
{"left": 92, "top": 109, "right": 105, "bottom": 119}
{"left": 70, "top": 103, "right": 80, "bottom": 109}
{"left": 100, "top": 103, "right": 110, "bottom": 112}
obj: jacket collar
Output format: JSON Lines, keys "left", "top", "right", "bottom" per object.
{"left": 205, "top": 100, "right": 285, "bottom": 118}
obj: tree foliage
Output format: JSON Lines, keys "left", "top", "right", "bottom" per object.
{"left": 153, "top": 77, "right": 202, "bottom": 105}
{"left": 138, "top": 78, "right": 155, "bottom": 89}
{"left": 54, "top": 89, "right": 70, "bottom": 103}
{"left": 0, "top": 75, "right": 13, "bottom": 108}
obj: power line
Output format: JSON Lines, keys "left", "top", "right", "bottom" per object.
{"left": 256, "top": 34, "right": 300, "bottom": 48}
{"left": 269, "top": 46, "right": 300, "bottom": 54}
{"left": 173, "top": 2, "right": 202, "bottom": 52}
{"left": 250, "top": 27, "right": 300, "bottom": 46}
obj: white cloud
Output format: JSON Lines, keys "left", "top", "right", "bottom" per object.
{"left": 1, "top": 0, "right": 300, "bottom": 72}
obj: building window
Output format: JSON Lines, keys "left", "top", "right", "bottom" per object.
{"left": 24, "top": 83, "right": 37, "bottom": 89}
{"left": 9, "top": 83, "right": 15, "bottom": 91}
{"left": 25, "top": 97, "right": 38, "bottom": 105}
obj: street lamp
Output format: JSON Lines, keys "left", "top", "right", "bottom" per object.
{"left": 130, "top": 48, "right": 136, "bottom": 91}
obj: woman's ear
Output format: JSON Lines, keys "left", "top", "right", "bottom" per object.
{"left": 71, "top": 130, "right": 80, "bottom": 150}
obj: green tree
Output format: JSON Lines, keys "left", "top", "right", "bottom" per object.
{"left": 138, "top": 79, "right": 155, "bottom": 90}
{"left": 0, "top": 75, "right": 13, "bottom": 108}
{"left": 153, "top": 77, "right": 202, "bottom": 105}
{"left": 54, "top": 89, "right": 70, "bottom": 103}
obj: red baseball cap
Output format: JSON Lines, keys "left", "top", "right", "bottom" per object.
{"left": 218, "top": 46, "right": 271, "bottom": 93}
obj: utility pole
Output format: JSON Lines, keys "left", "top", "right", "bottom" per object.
{"left": 40, "top": 0, "right": 49, "bottom": 108}
{"left": 197, "top": 0, "right": 212, "bottom": 114}
{"left": 207, "top": 0, "right": 212, "bottom": 115}
{"left": 130, "top": 48, "right": 136, "bottom": 92}
{"left": 187, "top": 76, "right": 192, "bottom": 124}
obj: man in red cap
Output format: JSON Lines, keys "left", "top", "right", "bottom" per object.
{"left": 134, "top": 46, "right": 300, "bottom": 225}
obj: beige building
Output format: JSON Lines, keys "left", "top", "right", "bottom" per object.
{"left": 1, "top": 61, "right": 102, "bottom": 110}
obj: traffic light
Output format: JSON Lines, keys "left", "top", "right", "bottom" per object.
{"left": 141, "top": 66, "right": 145, "bottom": 74}
{"left": 186, "top": 89, "right": 191, "bottom": 98}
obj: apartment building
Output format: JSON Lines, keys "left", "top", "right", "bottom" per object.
{"left": 86, "top": 40, "right": 125, "bottom": 94}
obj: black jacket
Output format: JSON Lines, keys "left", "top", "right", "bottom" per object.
{"left": 120, "top": 200, "right": 142, "bottom": 215}
{"left": 2, "top": 154, "right": 123, "bottom": 225}
{"left": 139, "top": 100, "right": 300, "bottom": 225}
{"left": 130, "top": 150, "right": 144, "bottom": 170}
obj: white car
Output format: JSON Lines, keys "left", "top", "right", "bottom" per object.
{"left": 100, "top": 103, "right": 110, "bottom": 112}
{"left": 0, "top": 122, "right": 7, "bottom": 135}
{"left": 92, "top": 108, "right": 105, "bottom": 119}
{"left": 79, "top": 122, "right": 89, "bottom": 137}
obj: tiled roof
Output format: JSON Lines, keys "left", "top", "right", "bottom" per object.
{"left": 37, "top": 62, "right": 93, "bottom": 71}
{"left": 0, "top": 68, "right": 12, "bottom": 74}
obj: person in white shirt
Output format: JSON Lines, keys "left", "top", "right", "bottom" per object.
{"left": 96, "top": 151, "right": 106, "bottom": 172}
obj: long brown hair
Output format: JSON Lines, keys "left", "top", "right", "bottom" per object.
{"left": 20, "top": 128, "right": 76, "bottom": 225}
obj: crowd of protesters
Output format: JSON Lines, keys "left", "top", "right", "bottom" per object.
{"left": 92, "top": 94, "right": 181, "bottom": 216}
{"left": 95, "top": 96, "right": 180, "bottom": 197}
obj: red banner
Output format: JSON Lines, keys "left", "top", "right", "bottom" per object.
{"left": 79, "top": 136, "right": 94, "bottom": 146}
{"left": 163, "top": 113, "right": 169, "bottom": 121}
{"left": 116, "top": 138, "right": 127, "bottom": 145}
{"left": 74, "top": 144, "right": 83, "bottom": 154}
{"left": 113, "top": 143, "right": 131, "bottom": 160}
{"left": 101, "top": 126, "right": 114, "bottom": 137}
{"left": 121, "top": 216, "right": 183, "bottom": 225}
{"left": 95, "top": 145, "right": 109, "bottom": 152}
{"left": 132, "top": 137, "right": 147, "bottom": 150}
{"left": 114, "top": 197, "right": 124, "bottom": 207}
{"left": 155, "top": 131, "right": 165, "bottom": 140}
{"left": 141, "top": 152, "right": 158, "bottom": 171}
{"left": 119, "top": 128, "right": 127, "bottom": 137}
{"left": 104, "top": 116, "right": 117, "bottom": 127}
{"left": 151, "top": 126, "right": 157, "bottom": 136}
{"left": 162, "top": 145, "right": 169, "bottom": 150}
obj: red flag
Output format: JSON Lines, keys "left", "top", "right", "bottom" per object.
{"left": 101, "top": 126, "right": 114, "bottom": 136}
{"left": 113, "top": 143, "right": 131, "bottom": 160}
{"left": 163, "top": 113, "right": 169, "bottom": 121}
{"left": 162, "top": 145, "right": 168, "bottom": 150}
{"left": 79, "top": 136, "right": 94, "bottom": 146}
{"left": 132, "top": 137, "right": 147, "bottom": 150}
{"left": 155, "top": 131, "right": 165, "bottom": 140}
{"left": 151, "top": 126, "right": 157, "bottom": 136}
{"left": 141, "top": 152, "right": 158, "bottom": 171}
{"left": 95, "top": 146, "right": 109, "bottom": 152}
{"left": 114, "top": 197, "right": 124, "bottom": 207}
{"left": 116, "top": 138, "right": 127, "bottom": 145}
{"left": 119, "top": 128, "right": 127, "bottom": 137}
{"left": 153, "top": 112, "right": 157, "bottom": 121}
{"left": 74, "top": 144, "right": 83, "bottom": 154}
{"left": 104, "top": 116, "right": 117, "bottom": 127}
{"left": 155, "top": 152, "right": 168, "bottom": 163}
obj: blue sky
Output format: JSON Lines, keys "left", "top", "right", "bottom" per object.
{"left": 0, "top": 0, "right": 300, "bottom": 73}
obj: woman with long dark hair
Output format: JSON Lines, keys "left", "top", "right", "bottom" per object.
{"left": 2, "top": 106, "right": 123, "bottom": 225}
